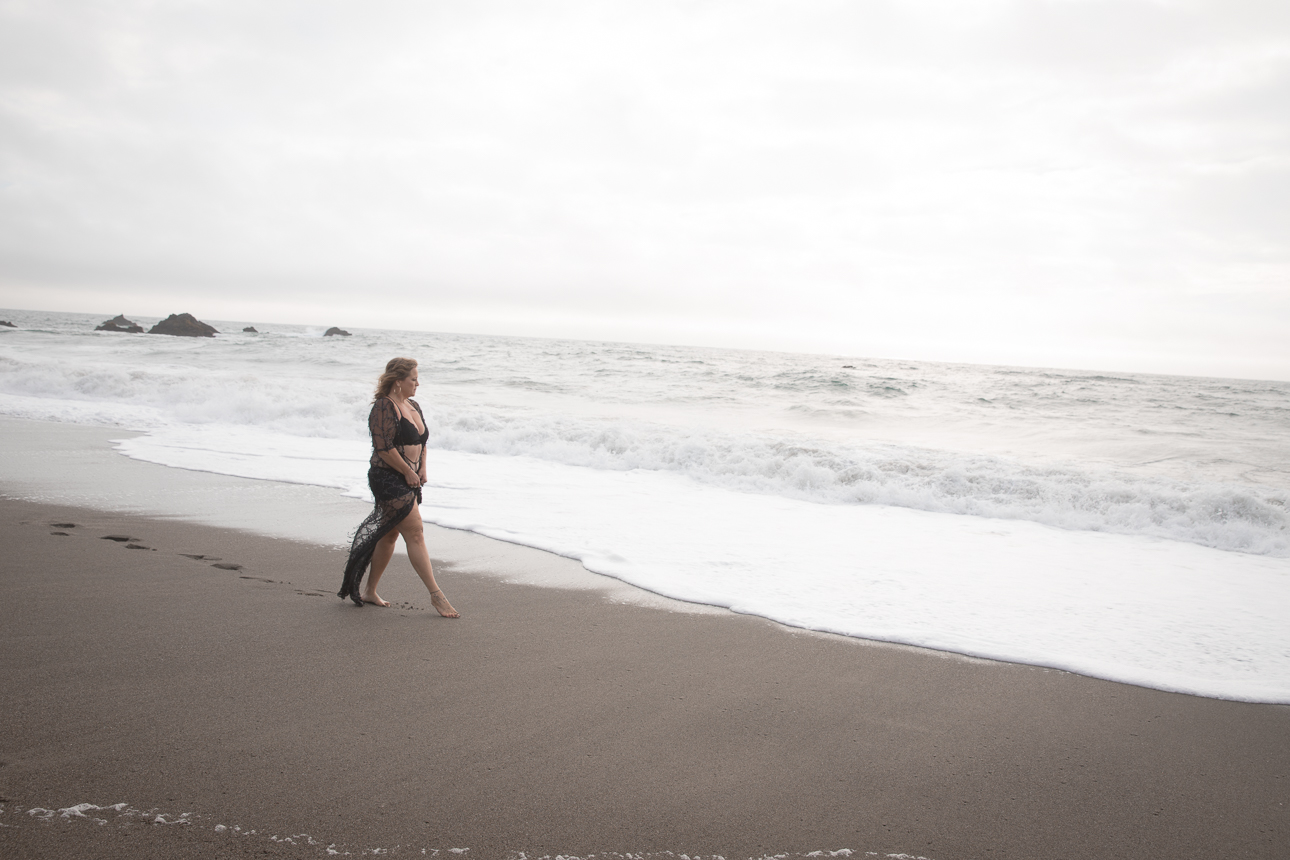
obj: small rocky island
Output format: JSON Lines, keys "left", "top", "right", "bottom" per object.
{"left": 243, "top": 326, "right": 258, "bottom": 333}
{"left": 95, "top": 314, "right": 144, "bottom": 333}
{"left": 324, "top": 327, "right": 351, "bottom": 337}
{"left": 149, "top": 313, "right": 218, "bottom": 337}
{"left": 0, "top": 320, "right": 16, "bottom": 328}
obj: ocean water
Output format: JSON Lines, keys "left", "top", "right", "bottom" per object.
{"left": 2, "top": 308, "right": 1288, "bottom": 701}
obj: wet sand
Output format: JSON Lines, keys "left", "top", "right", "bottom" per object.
{"left": 1, "top": 496, "right": 1287, "bottom": 860}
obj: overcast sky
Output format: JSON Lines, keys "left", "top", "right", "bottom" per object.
{"left": 1, "top": 1, "right": 1287, "bottom": 379}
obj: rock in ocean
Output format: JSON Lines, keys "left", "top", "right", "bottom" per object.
{"left": 243, "top": 326, "right": 258, "bottom": 333}
{"left": 94, "top": 314, "right": 144, "bottom": 333}
{"left": 149, "top": 313, "right": 218, "bottom": 337}
{"left": 324, "top": 326, "right": 351, "bottom": 337}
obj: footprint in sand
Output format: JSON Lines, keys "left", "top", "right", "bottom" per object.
{"left": 178, "top": 554, "right": 243, "bottom": 570}
{"left": 239, "top": 575, "right": 276, "bottom": 584}
{"left": 50, "top": 531, "right": 70, "bottom": 536}
{"left": 51, "top": 522, "right": 77, "bottom": 529}
{"left": 101, "top": 535, "right": 136, "bottom": 542}
{"left": 126, "top": 543, "right": 156, "bottom": 551}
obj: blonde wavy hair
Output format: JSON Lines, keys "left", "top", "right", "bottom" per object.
{"left": 374, "top": 357, "right": 418, "bottom": 401}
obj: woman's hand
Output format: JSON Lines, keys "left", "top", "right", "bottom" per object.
{"left": 406, "top": 472, "right": 421, "bottom": 488}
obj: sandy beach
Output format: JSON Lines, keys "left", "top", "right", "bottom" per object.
{"left": 2, "top": 490, "right": 1287, "bottom": 860}
{"left": 5, "top": 1, "right": 1289, "bottom": 854}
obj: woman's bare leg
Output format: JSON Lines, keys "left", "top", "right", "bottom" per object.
{"left": 395, "top": 503, "right": 459, "bottom": 617}
{"left": 361, "top": 530, "right": 398, "bottom": 607}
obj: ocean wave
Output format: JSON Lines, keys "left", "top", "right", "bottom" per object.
{"left": 2, "top": 330, "right": 1286, "bottom": 557}
{"left": 418, "top": 405, "right": 1289, "bottom": 557}
{"left": 0, "top": 349, "right": 370, "bottom": 439}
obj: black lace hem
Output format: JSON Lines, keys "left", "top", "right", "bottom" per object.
{"left": 338, "top": 465, "right": 423, "bottom": 605}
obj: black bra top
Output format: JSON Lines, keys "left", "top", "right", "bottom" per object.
{"left": 391, "top": 401, "right": 429, "bottom": 447}
{"left": 395, "top": 415, "right": 429, "bottom": 446}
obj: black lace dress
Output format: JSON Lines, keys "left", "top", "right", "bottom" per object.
{"left": 338, "top": 397, "right": 429, "bottom": 605}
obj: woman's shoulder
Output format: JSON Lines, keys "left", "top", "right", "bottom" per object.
{"left": 370, "top": 397, "right": 398, "bottom": 414}
{"left": 409, "top": 398, "right": 424, "bottom": 413}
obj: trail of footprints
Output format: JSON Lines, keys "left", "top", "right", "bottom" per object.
{"left": 44, "top": 521, "right": 316, "bottom": 596}
{"left": 43, "top": 520, "right": 422, "bottom": 608}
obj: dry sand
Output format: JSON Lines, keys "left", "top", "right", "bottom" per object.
{"left": 1, "top": 496, "right": 1287, "bottom": 860}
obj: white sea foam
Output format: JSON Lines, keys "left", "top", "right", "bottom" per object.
{"left": 415, "top": 406, "right": 1290, "bottom": 556}
{"left": 2, "top": 310, "right": 1289, "bottom": 701}
{"left": 10, "top": 798, "right": 888, "bottom": 859}
{"left": 112, "top": 427, "right": 1290, "bottom": 701}
{"left": 2, "top": 338, "right": 1285, "bottom": 556}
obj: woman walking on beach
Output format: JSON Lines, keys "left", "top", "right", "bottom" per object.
{"left": 339, "top": 357, "right": 459, "bottom": 617}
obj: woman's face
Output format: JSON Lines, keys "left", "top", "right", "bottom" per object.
{"left": 399, "top": 369, "right": 420, "bottom": 397}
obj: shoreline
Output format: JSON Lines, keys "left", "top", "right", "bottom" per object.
{"left": 0, "top": 415, "right": 724, "bottom": 612}
{"left": 3, "top": 415, "right": 1289, "bottom": 700}
{"left": 2, "top": 495, "right": 1288, "bottom": 859}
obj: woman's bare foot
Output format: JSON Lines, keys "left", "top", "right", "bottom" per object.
{"left": 429, "top": 589, "right": 460, "bottom": 618}
{"left": 361, "top": 591, "right": 390, "bottom": 608}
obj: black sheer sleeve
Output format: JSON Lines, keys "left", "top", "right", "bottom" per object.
{"left": 370, "top": 398, "right": 398, "bottom": 452}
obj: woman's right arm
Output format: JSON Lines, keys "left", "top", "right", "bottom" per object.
{"left": 370, "top": 400, "right": 420, "bottom": 486}
{"left": 376, "top": 449, "right": 420, "bottom": 487}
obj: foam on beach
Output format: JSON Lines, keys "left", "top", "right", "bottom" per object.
{"left": 5, "top": 799, "right": 921, "bottom": 859}
{"left": 105, "top": 427, "right": 1290, "bottom": 703}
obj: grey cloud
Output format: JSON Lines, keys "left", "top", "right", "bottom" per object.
{"left": 1, "top": 1, "right": 1287, "bottom": 378}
